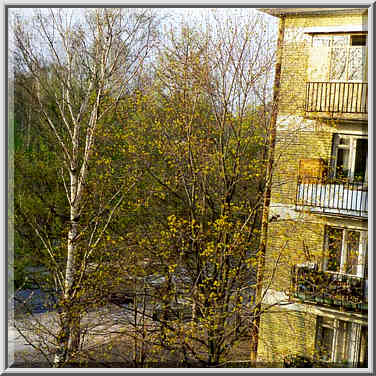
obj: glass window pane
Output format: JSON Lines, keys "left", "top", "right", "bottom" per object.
{"left": 338, "top": 137, "right": 350, "bottom": 146}
{"left": 364, "top": 244, "right": 368, "bottom": 278}
{"left": 336, "top": 321, "right": 350, "bottom": 363}
{"left": 350, "top": 35, "right": 367, "bottom": 46}
{"left": 336, "top": 148, "right": 350, "bottom": 179}
{"left": 354, "top": 139, "right": 367, "bottom": 182}
{"left": 320, "top": 327, "right": 334, "bottom": 361}
{"left": 359, "top": 326, "right": 368, "bottom": 366}
{"left": 327, "top": 227, "right": 343, "bottom": 272}
{"left": 348, "top": 47, "right": 364, "bottom": 81}
{"left": 332, "top": 35, "right": 349, "bottom": 47}
{"left": 330, "top": 48, "right": 347, "bottom": 80}
{"left": 313, "top": 35, "right": 332, "bottom": 47}
{"left": 346, "top": 231, "right": 360, "bottom": 275}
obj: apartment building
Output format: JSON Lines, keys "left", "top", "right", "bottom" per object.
{"left": 257, "top": 8, "right": 368, "bottom": 367}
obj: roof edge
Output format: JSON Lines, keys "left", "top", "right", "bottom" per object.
{"left": 257, "top": 8, "right": 368, "bottom": 18}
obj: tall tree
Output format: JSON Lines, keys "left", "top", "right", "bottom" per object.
{"left": 125, "top": 11, "right": 276, "bottom": 366}
{"left": 12, "top": 8, "right": 159, "bottom": 366}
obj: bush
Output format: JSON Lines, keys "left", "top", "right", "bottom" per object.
{"left": 283, "top": 355, "right": 314, "bottom": 368}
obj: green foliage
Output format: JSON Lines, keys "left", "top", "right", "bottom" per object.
{"left": 12, "top": 9, "right": 275, "bottom": 367}
{"left": 117, "top": 23, "right": 270, "bottom": 366}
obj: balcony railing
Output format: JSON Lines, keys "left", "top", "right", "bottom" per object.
{"left": 291, "top": 265, "right": 367, "bottom": 312}
{"left": 305, "top": 82, "right": 368, "bottom": 114}
{"left": 296, "top": 177, "right": 368, "bottom": 218}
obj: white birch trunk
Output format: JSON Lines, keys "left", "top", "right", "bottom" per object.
{"left": 13, "top": 8, "right": 158, "bottom": 367}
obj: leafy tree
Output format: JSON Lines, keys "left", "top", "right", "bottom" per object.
{"left": 12, "top": 8, "right": 159, "bottom": 366}
{"left": 124, "top": 13, "right": 276, "bottom": 366}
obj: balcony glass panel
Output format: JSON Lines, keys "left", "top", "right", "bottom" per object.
{"left": 348, "top": 47, "right": 364, "bottom": 81}
{"left": 330, "top": 48, "right": 347, "bottom": 80}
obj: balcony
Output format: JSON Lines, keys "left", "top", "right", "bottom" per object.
{"left": 305, "top": 82, "right": 368, "bottom": 120}
{"left": 291, "top": 265, "right": 367, "bottom": 312}
{"left": 296, "top": 177, "right": 368, "bottom": 218}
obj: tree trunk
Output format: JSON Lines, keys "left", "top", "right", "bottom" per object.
{"left": 208, "top": 333, "right": 220, "bottom": 367}
{"left": 53, "top": 308, "right": 70, "bottom": 367}
{"left": 54, "top": 170, "right": 81, "bottom": 367}
{"left": 68, "top": 309, "right": 81, "bottom": 362}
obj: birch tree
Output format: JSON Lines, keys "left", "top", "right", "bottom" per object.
{"left": 12, "top": 8, "right": 158, "bottom": 366}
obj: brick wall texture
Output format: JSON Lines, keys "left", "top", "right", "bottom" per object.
{"left": 279, "top": 13, "right": 367, "bottom": 117}
{"left": 258, "top": 10, "right": 367, "bottom": 365}
{"left": 258, "top": 308, "right": 317, "bottom": 364}
{"left": 272, "top": 129, "right": 333, "bottom": 206}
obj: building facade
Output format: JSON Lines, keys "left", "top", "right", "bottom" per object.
{"left": 257, "top": 8, "right": 368, "bottom": 367}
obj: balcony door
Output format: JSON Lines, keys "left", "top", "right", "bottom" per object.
{"left": 324, "top": 226, "right": 367, "bottom": 278}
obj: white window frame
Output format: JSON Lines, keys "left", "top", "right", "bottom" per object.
{"left": 316, "top": 317, "right": 364, "bottom": 366}
{"left": 324, "top": 226, "right": 367, "bottom": 278}
{"left": 332, "top": 134, "right": 368, "bottom": 182}
{"left": 311, "top": 33, "right": 367, "bottom": 82}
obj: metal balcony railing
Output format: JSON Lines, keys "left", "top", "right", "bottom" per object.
{"left": 291, "top": 265, "right": 367, "bottom": 312}
{"left": 296, "top": 177, "right": 368, "bottom": 218}
{"left": 305, "top": 82, "right": 368, "bottom": 114}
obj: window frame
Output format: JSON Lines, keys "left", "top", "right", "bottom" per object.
{"left": 315, "top": 316, "right": 365, "bottom": 366}
{"left": 332, "top": 134, "right": 368, "bottom": 183}
{"left": 323, "top": 226, "right": 367, "bottom": 278}
{"left": 311, "top": 33, "right": 367, "bottom": 82}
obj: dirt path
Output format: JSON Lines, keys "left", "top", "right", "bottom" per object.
{"left": 9, "top": 305, "right": 154, "bottom": 367}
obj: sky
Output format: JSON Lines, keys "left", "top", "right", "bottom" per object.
{"left": 9, "top": 7, "right": 278, "bottom": 33}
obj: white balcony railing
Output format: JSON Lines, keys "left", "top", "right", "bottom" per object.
{"left": 296, "top": 179, "right": 368, "bottom": 218}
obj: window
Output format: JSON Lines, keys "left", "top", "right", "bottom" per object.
{"left": 316, "top": 317, "right": 366, "bottom": 366}
{"left": 332, "top": 134, "right": 368, "bottom": 182}
{"left": 359, "top": 326, "right": 368, "bottom": 367}
{"left": 312, "top": 33, "right": 367, "bottom": 81}
{"left": 324, "top": 226, "right": 367, "bottom": 277}
{"left": 350, "top": 35, "right": 367, "bottom": 46}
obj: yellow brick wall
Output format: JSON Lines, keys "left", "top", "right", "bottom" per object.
{"left": 285, "top": 13, "right": 367, "bottom": 29}
{"left": 258, "top": 10, "right": 367, "bottom": 365}
{"left": 271, "top": 129, "right": 333, "bottom": 206}
{"left": 279, "top": 12, "right": 368, "bottom": 117}
{"left": 258, "top": 307, "right": 317, "bottom": 364}
{"left": 264, "top": 220, "right": 325, "bottom": 293}
{"left": 279, "top": 39, "right": 308, "bottom": 116}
